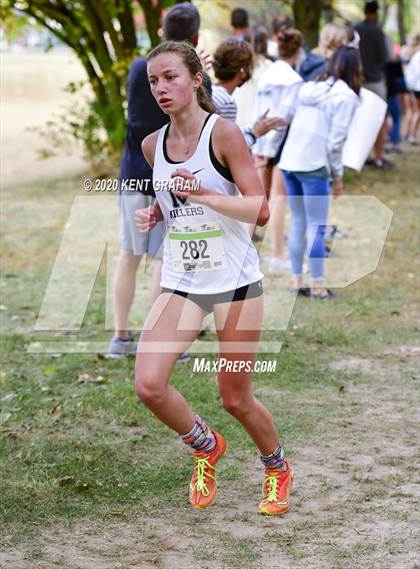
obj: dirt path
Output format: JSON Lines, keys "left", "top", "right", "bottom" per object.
{"left": 2, "top": 346, "right": 418, "bottom": 569}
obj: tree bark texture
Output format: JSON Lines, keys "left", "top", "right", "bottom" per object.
{"left": 293, "top": 0, "right": 323, "bottom": 49}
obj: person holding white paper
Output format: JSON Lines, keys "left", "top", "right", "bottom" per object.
{"left": 279, "top": 47, "right": 362, "bottom": 299}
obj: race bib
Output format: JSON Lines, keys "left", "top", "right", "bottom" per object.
{"left": 168, "top": 223, "right": 226, "bottom": 272}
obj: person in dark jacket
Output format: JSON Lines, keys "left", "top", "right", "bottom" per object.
{"left": 296, "top": 48, "right": 326, "bottom": 82}
{"left": 230, "top": 7, "right": 249, "bottom": 41}
{"left": 355, "top": 0, "right": 393, "bottom": 169}
{"left": 385, "top": 42, "right": 407, "bottom": 153}
{"left": 108, "top": 2, "right": 210, "bottom": 358}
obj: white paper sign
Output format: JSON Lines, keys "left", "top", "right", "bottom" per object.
{"left": 343, "top": 87, "right": 387, "bottom": 172}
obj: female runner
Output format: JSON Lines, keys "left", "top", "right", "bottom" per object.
{"left": 134, "top": 41, "right": 293, "bottom": 515}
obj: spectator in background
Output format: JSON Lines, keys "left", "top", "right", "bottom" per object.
{"left": 212, "top": 39, "right": 253, "bottom": 121}
{"left": 385, "top": 39, "right": 407, "bottom": 153}
{"left": 253, "top": 29, "right": 304, "bottom": 272}
{"left": 296, "top": 48, "right": 326, "bottom": 82}
{"left": 404, "top": 44, "right": 420, "bottom": 144}
{"left": 230, "top": 7, "right": 249, "bottom": 41}
{"left": 234, "top": 25, "right": 273, "bottom": 130}
{"left": 400, "top": 33, "right": 420, "bottom": 142}
{"left": 108, "top": 1, "right": 208, "bottom": 359}
{"left": 212, "top": 39, "right": 282, "bottom": 150}
{"left": 267, "top": 15, "right": 293, "bottom": 61}
{"left": 269, "top": 14, "right": 325, "bottom": 81}
{"left": 312, "top": 23, "right": 349, "bottom": 61}
{"left": 356, "top": 0, "right": 392, "bottom": 170}
{"left": 279, "top": 47, "right": 361, "bottom": 299}
{"left": 400, "top": 32, "right": 420, "bottom": 64}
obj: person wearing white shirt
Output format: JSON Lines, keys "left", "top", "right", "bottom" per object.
{"left": 253, "top": 28, "right": 304, "bottom": 272}
{"left": 279, "top": 47, "right": 361, "bottom": 299}
{"left": 404, "top": 48, "right": 420, "bottom": 144}
{"left": 233, "top": 25, "right": 273, "bottom": 130}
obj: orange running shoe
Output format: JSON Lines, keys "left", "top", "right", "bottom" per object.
{"left": 189, "top": 431, "right": 227, "bottom": 510}
{"left": 258, "top": 460, "right": 294, "bottom": 516}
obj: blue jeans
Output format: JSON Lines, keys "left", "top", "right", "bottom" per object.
{"left": 283, "top": 171, "right": 330, "bottom": 281}
{"left": 387, "top": 95, "right": 401, "bottom": 144}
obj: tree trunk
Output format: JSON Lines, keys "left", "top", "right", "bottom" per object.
{"left": 139, "top": 0, "right": 164, "bottom": 48}
{"left": 1, "top": 0, "right": 198, "bottom": 163}
{"left": 397, "top": 0, "right": 406, "bottom": 46}
{"left": 293, "top": 0, "right": 323, "bottom": 49}
{"left": 381, "top": 1, "right": 389, "bottom": 28}
{"left": 118, "top": 0, "right": 137, "bottom": 53}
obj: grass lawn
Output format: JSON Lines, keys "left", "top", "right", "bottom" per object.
{"left": 0, "top": 146, "right": 419, "bottom": 569}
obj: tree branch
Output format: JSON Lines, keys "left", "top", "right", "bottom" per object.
{"left": 93, "top": 0, "right": 125, "bottom": 60}
{"left": 138, "top": 0, "right": 164, "bottom": 47}
{"left": 116, "top": 0, "right": 137, "bottom": 51}
{"left": 80, "top": 0, "right": 115, "bottom": 74}
{"left": 21, "top": 4, "right": 107, "bottom": 103}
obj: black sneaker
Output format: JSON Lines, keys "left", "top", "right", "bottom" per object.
{"left": 324, "top": 225, "right": 337, "bottom": 242}
{"left": 371, "top": 158, "right": 394, "bottom": 170}
{"left": 310, "top": 289, "right": 336, "bottom": 300}
{"left": 334, "top": 229, "right": 348, "bottom": 239}
{"left": 384, "top": 145, "right": 402, "bottom": 154}
{"left": 290, "top": 287, "right": 311, "bottom": 297}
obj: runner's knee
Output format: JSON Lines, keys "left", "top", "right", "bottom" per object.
{"left": 135, "top": 369, "right": 167, "bottom": 407}
{"left": 220, "top": 389, "right": 251, "bottom": 417}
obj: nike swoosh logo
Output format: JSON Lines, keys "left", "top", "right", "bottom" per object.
{"left": 192, "top": 168, "right": 204, "bottom": 175}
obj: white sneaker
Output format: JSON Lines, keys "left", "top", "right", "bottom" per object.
{"left": 268, "top": 257, "right": 291, "bottom": 273}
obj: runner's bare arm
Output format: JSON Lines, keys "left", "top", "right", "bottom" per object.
{"left": 141, "top": 131, "right": 160, "bottom": 168}
{"left": 140, "top": 131, "right": 163, "bottom": 223}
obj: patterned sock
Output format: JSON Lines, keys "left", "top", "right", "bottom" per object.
{"left": 260, "top": 444, "right": 287, "bottom": 471}
{"left": 181, "top": 414, "right": 216, "bottom": 453}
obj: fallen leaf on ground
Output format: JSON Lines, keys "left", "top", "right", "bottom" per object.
{"left": 50, "top": 403, "right": 62, "bottom": 417}
{"left": 77, "top": 373, "right": 91, "bottom": 383}
{"left": 55, "top": 476, "right": 75, "bottom": 486}
{"left": 77, "top": 374, "right": 106, "bottom": 384}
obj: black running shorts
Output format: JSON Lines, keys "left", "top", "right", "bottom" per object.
{"left": 161, "top": 280, "right": 263, "bottom": 313}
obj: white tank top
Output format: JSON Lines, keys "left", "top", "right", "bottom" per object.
{"left": 153, "top": 113, "right": 263, "bottom": 294}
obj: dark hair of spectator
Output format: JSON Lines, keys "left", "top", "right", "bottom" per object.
{"left": 346, "top": 25, "right": 356, "bottom": 43}
{"left": 272, "top": 15, "right": 293, "bottom": 35}
{"left": 249, "top": 25, "right": 268, "bottom": 57}
{"left": 231, "top": 7, "right": 249, "bottom": 29}
{"left": 163, "top": 2, "right": 200, "bottom": 42}
{"left": 327, "top": 46, "right": 362, "bottom": 95}
{"left": 364, "top": 1, "right": 379, "bottom": 14}
{"left": 277, "top": 28, "right": 303, "bottom": 58}
{"left": 213, "top": 39, "right": 253, "bottom": 81}
{"left": 146, "top": 41, "right": 216, "bottom": 113}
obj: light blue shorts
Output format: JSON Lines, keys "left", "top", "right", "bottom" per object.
{"left": 119, "top": 193, "right": 164, "bottom": 258}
